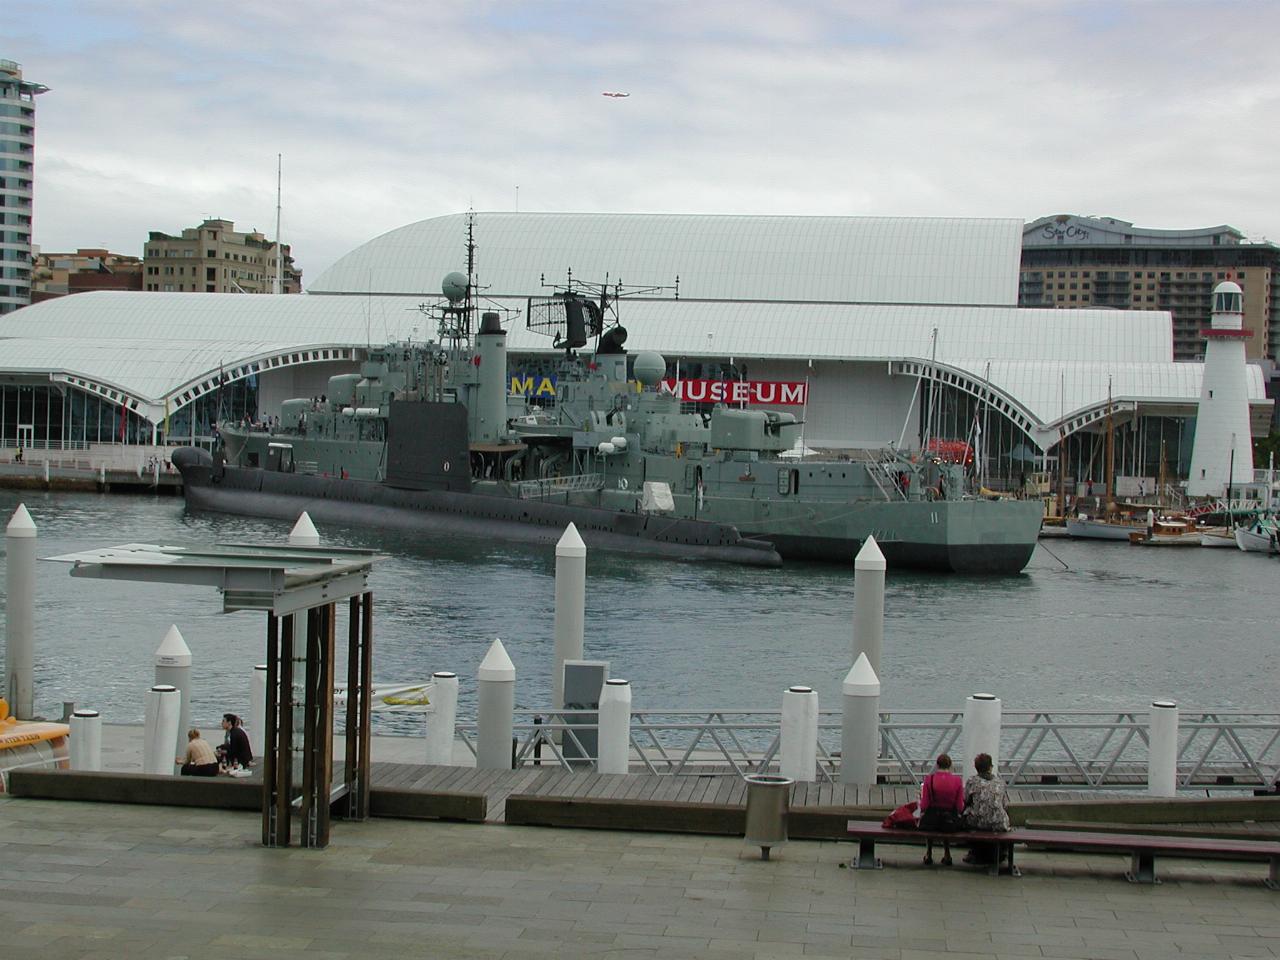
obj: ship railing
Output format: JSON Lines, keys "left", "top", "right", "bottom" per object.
{"left": 514, "top": 473, "right": 605, "bottom": 499}
{"left": 453, "top": 709, "right": 1280, "bottom": 789}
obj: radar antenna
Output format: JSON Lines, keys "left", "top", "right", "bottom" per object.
{"left": 414, "top": 210, "right": 516, "bottom": 353}
{"left": 526, "top": 271, "right": 678, "bottom": 356}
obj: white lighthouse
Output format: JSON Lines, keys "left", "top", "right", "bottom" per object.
{"left": 1186, "top": 281, "right": 1254, "bottom": 498}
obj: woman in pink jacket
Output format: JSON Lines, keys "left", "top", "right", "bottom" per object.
{"left": 918, "top": 753, "right": 965, "bottom": 865}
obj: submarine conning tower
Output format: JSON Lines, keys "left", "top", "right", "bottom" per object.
{"left": 474, "top": 310, "right": 508, "bottom": 444}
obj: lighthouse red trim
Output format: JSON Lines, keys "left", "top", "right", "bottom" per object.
{"left": 1201, "top": 328, "right": 1253, "bottom": 339}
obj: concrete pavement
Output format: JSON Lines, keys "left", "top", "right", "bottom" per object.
{"left": 1, "top": 795, "right": 1277, "bottom": 959}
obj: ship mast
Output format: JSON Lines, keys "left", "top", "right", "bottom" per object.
{"left": 1104, "top": 378, "right": 1115, "bottom": 517}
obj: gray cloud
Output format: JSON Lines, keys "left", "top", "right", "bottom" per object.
{"left": 13, "top": 0, "right": 1280, "bottom": 283}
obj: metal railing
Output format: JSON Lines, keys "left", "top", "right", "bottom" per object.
{"left": 514, "top": 473, "right": 605, "bottom": 499}
{"left": 456, "top": 709, "right": 1280, "bottom": 790}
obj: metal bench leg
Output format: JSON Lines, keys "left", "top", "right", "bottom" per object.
{"left": 1267, "top": 856, "right": 1279, "bottom": 891}
{"left": 1001, "top": 841, "right": 1021, "bottom": 877}
{"left": 1126, "top": 851, "right": 1159, "bottom": 885}
{"left": 853, "top": 837, "right": 882, "bottom": 870}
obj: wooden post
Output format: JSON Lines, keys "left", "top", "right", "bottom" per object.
{"left": 358, "top": 592, "right": 373, "bottom": 818}
{"left": 262, "top": 613, "right": 279, "bottom": 847}
{"left": 275, "top": 613, "right": 295, "bottom": 846}
{"left": 300, "top": 607, "right": 318, "bottom": 846}
{"left": 315, "top": 601, "right": 336, "bottom": 846}
{"left": 344, "top": 595, "right": 360, "bottom": 819}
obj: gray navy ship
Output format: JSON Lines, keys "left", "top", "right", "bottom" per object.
{"left": 175, "top": 265, "right": 1042, "bottom": 574}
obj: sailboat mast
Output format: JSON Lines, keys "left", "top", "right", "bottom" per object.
{"left": 1104, "top": 380, "right": 1115, "bottom": 516}
{"left": 273, "top": 154, "right": 282, "bottom": 295}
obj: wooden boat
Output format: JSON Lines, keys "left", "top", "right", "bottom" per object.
{"left": 1129, "top": 518, "right": 1201, "bottom": 546}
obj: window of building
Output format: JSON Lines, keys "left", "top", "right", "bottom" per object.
{"left": 1069, "top": 283, "right": 1077, "bottom": 290}
{"left": 1070, "top": 271, "right": 1077, "bottom": 278}
{"left": 1083, "top": 282, "right": 1091, "bottom": 289}
{"left": 206, "top": 284, "right": 215, "bottom": 292}
{"left": 1069, "top": 294, "right": 1077, "bottom": 301}
{"left": 1203, "top": 272, "right": 1212, "bottom": 281}
{"left": 206, "top": 249, "right": 215, "bottom": 258}
{"left": 1218, "top": 272, "right": 1225, "bottom": 279}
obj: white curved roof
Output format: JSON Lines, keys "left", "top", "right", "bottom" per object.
{"left": 0, "top": 290, "right": 1266, "bottom": 439}
{"left": 310, "top": 212, "right": 1024, "bottom": 306}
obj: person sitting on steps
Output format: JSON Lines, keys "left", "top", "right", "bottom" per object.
{"left": 215, "top": 713, "right": 253, "bottom": 771}
{"left": 178, "top": 728, "right": 220, "bottom": 777}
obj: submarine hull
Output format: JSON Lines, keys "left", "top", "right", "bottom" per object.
{"left": 172, "top": 448, "right": 781, "bottom": 568}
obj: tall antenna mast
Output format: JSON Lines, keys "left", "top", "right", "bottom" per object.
{"left": 273, "top": 154, "right": 283, "bottom": 295}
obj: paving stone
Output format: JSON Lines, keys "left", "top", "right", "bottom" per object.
{"left": 2, "top": 799, "right": 1279, "bottom": 959}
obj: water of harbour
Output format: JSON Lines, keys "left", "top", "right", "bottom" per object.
{"left": 1, "top": 489, "right": 1273, "bottom": 731}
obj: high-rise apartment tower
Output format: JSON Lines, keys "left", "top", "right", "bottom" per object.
{"left": 0, "top": 60, "right": 48, "bottom": 316}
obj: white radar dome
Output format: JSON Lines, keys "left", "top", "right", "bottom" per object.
{"left": 442, "top": 272, "right": 469, "bottom": 303}
{"left": 632, "top": 351, "right": 666, "bottom": 387}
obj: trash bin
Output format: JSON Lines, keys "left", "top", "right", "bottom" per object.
{"left": 743, "top": 774, "right": 793, "bottom": 860}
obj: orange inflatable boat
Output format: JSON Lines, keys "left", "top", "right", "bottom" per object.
{"left": 0, "top": 698, "right": 70, "bottom": 792}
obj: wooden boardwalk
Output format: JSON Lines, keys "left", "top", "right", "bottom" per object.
{"left": 368, "top": 762, "right": 1082, "bottom": 824}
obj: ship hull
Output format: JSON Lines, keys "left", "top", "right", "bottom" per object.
{"left": 740, "top": 500, "right": 1041, "bottom": 573}
{"left": 172, "top": 449, "right": 781, "bottom": 568}
{"left": 549, "top": 484, "right": 1043, "bottom": 574}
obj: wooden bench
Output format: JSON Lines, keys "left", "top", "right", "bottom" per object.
{"left": 846, "top": 819, "right": 1280, "bottom": 888}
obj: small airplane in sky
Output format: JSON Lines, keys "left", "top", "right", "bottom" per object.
{"left": 602, "top": 91, "right": 630, "bottom": 98}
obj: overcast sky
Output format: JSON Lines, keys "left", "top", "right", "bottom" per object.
{"left": 8, "top": 1, "right": 1280, "bottom": 286}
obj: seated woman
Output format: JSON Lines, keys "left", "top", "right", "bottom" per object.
{"left": 918, "top": 753, "right": 964, "bottom": 865}
{"left": 215, "top": 713, "right": 253, "bottom": 770}
{"left": 962, "top": 752, "right": 1010, "bottom": 864}
{"left": 179, "top": 728, "right": 220, "bottom": 777}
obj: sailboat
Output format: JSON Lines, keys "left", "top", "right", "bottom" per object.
{"left": 1066, "top": 382, "right": 1147, "bottom": 541}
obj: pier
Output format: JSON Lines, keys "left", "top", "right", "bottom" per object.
{"left": 0, "top": 448, "right": 182, "bottom": 493}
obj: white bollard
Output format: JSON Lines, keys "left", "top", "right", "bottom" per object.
{"left": 1148, "top": 699, "right": 1179, "bottom": 797}
{"left": 841, "top": 653, "right": 880, "bottom": 787}
{"left": 5, "top": 504, "right": 36, "bottom": 719}
{"left": 69, "top": 708, "right": 103, "bottom": 771}
{"left": 962, "top": 693, "right": 1002, "bottom": 779}
{"left": 143, "top": 684, "right": 181, "bottom": 775}
{"left": 289, "top": 511, "right": 320, "bottom": 546}
{"left": 476, "top": 638, "right": 515, "bottom": 770}
{"left": 597, "top": 678, "right": 632, "bottom": 775}
{"left": 552, "top": 523, "right": 586, "bottom": 717}
{"left": 248, "top": 664, "right": 267, "bottom": 757}
{"left": 852, "top": 536, "right": 885, "bottom": 679}
{"left": 154, "top": 625, "right": 192, "bottom": 764}
{"left": 425, "top": 671, "right": 459, "bottom": 765}
{"left": 779, "top": 685, "right": 819, "bottom": 782}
